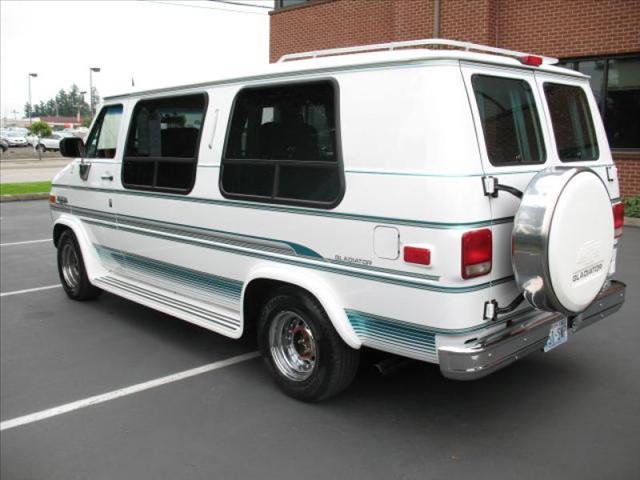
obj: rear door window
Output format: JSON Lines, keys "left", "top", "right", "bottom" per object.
{"left": 543, "top": 83, "right": 599, "bottom": 161}
{"left": 472, "top": 75, "right": 546, "bottom": 166}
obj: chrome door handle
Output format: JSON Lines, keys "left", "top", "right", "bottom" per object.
{"left": 101, "top": 174, "right": 114, "bottom": 181}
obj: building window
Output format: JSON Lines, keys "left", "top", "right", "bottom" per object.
{"left": 85, "top": 105, "right": 123, "bottom": 159}
{"left": 560, "top": 55, "right": 640, "bottom": 150}
{"left": 123, "top": 93, "right": 207, "bottom": 194}
{"left": 472, "top": 75, "right": 546, "bottom": 166}
{"left": 274, "top": 0, "right": 309, "bottom": 9}
{"left": 221, "top": 80, "right": 344, "bottom": 208}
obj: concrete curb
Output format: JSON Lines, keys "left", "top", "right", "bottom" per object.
{"left": 0, "top": 193, "right": 49, "bottom": 202}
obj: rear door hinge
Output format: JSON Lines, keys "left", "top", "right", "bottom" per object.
{"left": 482, "top": 176, "right": 523, "bottom": 199}
{"left": 484, "top": 294, "right": 525, "bottom": 321}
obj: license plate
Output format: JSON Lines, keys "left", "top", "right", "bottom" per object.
{"left": 544, "top": 318, "right": 568, "bottom": 352}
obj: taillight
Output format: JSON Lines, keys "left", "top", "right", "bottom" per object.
{"left": 613, "top": 202, "right": 624, "bottom": 238}
{"left": 519, "top": 55, "right": 543, "bottom": 66}
{"left": 49, "top": 194, "right": 56, "bottom": 204}
{"left": 404, "top": 246, "right": 431, "bottom": 265}
{"left": 462, "top": 229, "right": 492, "bottom": 279}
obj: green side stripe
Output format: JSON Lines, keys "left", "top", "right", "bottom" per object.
{"left": 59, "top": 202, "right": 513, "bottom": 293}
{"left": 70, "top": 204, "right": 322, "bottom": 259}
{"left": 68, "top": 204, "right": 441, "bottom": 282}
{"left": 345, "top": 308, "right": 526, "bottom": 336}
{"left": 95, "top": 245, "right": 242, "bottom": 300}
{"left": 103, "top": 220, "right": 510, "bottom": 293}
{"left": 346, "top": 310, "right": 436, "bottom": 354}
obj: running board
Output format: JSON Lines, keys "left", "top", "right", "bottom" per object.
{"left": 93, "top": 274, "right": 242, "bottom": 338}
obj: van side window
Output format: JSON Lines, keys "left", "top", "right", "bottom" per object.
{"left": 543, "top": 83, "right": 599, "bottom": 161}
{"left": 85, "top": 105, "right": 123, "bottom": 159}
{"left": 123, "top": 93, "right": 206, "bottom": 193}
{"left": 221, "top": 81, "right": 343, "bottom": 208}
{"left": 472, "top": 75, "right": 545, "bottom": 166}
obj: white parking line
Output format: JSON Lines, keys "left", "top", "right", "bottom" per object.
{"left": 0, "top": 351, "right": 260, "bottom": 432}
{"left": 0, "top": 284, "right": 61, "bottom": 297}
{"left": 0, "top": 238, "right": 51, "bottom": 247}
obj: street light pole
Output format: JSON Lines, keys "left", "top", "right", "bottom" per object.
{"left": 79, "top": 90, "right": 87, "bottom": 124}
{"left": 89, "top": 67, "right": 101, "bottom": 118}
{"left": 28, "top": 73, "right": 38, "bottom": 125}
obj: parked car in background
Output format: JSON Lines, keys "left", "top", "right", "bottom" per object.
{"left": 1, "top": 131, "right": 28, "bottom": 147}
{"left": 70, "top": 127, "right": 89, "bottom": 140}
{"left": 34, "top": 132, "right": 74, "bottom": 152}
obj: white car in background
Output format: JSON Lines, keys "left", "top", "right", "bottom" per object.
{"left": 33, "top": 132, "right": 75, "bottom": 152}
{"left": 2, "top": 131, "right": 29, "bottom": 147}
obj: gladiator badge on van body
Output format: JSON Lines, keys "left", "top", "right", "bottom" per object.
{"left": 334, "top": 255, "right": 372, "bottom": 266}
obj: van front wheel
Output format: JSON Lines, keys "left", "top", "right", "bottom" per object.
{"left": 258, "top": 287, "right": 359, "bottom": 402}
{"left": 57, "top": 230, "right": 101, "bottom": 301}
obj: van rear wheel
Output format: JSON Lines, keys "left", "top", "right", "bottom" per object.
{"left": 258, "top": 287, "right": 359, "bottom": 402}
{"left": 57, "top": 230, "right": 101, "bottom": 301}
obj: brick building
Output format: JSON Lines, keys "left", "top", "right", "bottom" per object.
{"left": 270, "top": 0, "right": 640, "bottom": 196}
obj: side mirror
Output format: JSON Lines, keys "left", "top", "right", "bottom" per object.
{"left": 60, "top": 137, "right": 85, "bottom": 158}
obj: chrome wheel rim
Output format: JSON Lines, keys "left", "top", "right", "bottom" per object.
{"left": 61, "top": 242, "right": 81, "bottom": 289}
{"left": 269, "top": 311, "right": 317, "bottom": 382}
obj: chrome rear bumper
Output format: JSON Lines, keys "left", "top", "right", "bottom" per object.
{"left": 438, "top": 280, "right": 626, "bottom": 380}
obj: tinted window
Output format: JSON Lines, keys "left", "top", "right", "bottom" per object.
{"left": 221, "top": 81, "right": 343, "bottom": 207}
{"left": 472, "top": 75, "right": 545, "bottom": 166}
{"left": 85, "top": 105, "right": 123, "bottom": 159}
{"left": 123, "top": 94, "right": 206, "bottom": 193}
{"left": 544, "top": 83, "right": 599, "bottom": 161}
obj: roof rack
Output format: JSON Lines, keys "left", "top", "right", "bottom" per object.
{"left": 277, "top": 38, "right": 558, "bottom": 65}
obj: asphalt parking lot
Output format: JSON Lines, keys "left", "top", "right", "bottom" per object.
{"left": 1, "top": 200, "right": 639, "bottom": 480}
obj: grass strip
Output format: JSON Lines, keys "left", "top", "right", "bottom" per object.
{"left": 0, "top": 181, "right": 51, "bottom": 196}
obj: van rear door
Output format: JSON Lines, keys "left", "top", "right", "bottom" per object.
{"left": 533, "top": 71, "right": 620, "bottom": 202}
{"left": 460, "top": 63, "right": 553, "bottom": 312}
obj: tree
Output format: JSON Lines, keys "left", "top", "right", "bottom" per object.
{"left": 24, "top": 84, "right": 95, "bottom": 118}
{"left": 28, "top": 120, "right": 52, "bottom": 160}
{"left": 29, "top": 120, "right": 52, "bottom": 138}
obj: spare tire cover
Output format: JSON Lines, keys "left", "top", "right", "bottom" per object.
{"left": 512, "top": 167, "right": 613, "bottom": 315}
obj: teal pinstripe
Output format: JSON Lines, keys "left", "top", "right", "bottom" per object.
{"left": 51, "top": 184, "right": 513, "bottom": 230}
{"left": 95, "top": 245, "right": 242, "bottom": 300}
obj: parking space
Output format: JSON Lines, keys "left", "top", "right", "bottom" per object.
{"left": 1, "top": 200, "right": 639, "bottom": 479}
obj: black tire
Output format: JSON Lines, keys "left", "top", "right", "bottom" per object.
{"left": 258, "top": 286, "right": 360, "bottom": 402}
{"left": 36, "top": 144, "right": 46, "bottom": 153}
{"left": 57, "top": 229, "right": 102, "bottom": 301}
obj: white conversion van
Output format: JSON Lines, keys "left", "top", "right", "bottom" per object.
{"left": 51, "top": 39, "right": 626, "bottom": 401}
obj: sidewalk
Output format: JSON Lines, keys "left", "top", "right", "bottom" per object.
{"left": 0, "top": 157, "right": 70, "bottom": 183}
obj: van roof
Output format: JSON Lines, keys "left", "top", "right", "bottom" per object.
{"left": 104, "top": 42, "right": 586, "bottom": 101}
